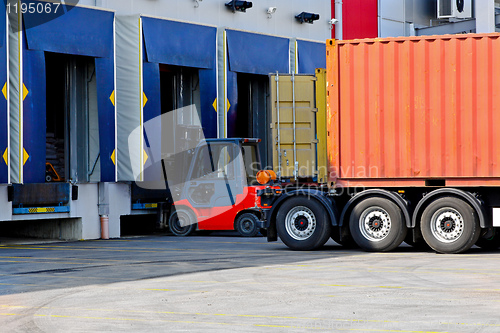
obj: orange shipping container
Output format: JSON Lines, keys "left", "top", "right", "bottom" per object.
{"left": 326, "top": 33, "right": 500, "bottom": 187}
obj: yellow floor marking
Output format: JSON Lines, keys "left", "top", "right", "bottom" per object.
{"left": 0, "top": 274, "right": 125, "bottom": 281}
{"left": 0, "top": 304, "right": 455, "bottom": 329}
{"left": 334, "top": 265, "right": 500, "bottom": 272}
{"left": 347, "top": 253, "right": 500, "bottom": 260}
{"left": 362, "top": 269, "right": 500, "bottom": 275}
{"left": 321, "top": 284, "right": 500, "bottom": 292}
{"left": 0, "top": 305, "right": 25, "bottom": 309}
{"left": 0, "top": 283, "right": 209, "bottom": 293}
{"left": 10, "top": 304, "right": 500, "bottom": 329}
{"left": 0, "top": 311, "right": 449, "bottom": 332}
{"left": 254, "top": 326, "right": 445, "bottom": 333}
{"left": 0, "top": 260, "right": 103, "bottom": 265}
{"left": 115, "top": 238, "right": 283, "bottom": 246}
{"left": 441, "top": 322, "right": 500, "bottom": 327}
{"left": 33, "top": 313, "right": 236, "bottom": 326}
{"left": 140, "top": 288, "right": 207, "bottom": 293}
{"left": 0, "top": 245, "right": 276, "bottom": 255}
{"left": 265, "top": 263, "right": 500, "bottom": 272}
{"left": 324, "top": 295, "right": 497, "bottom": 303}
{"left": 0, "top": 283, "right": 39, "bottom": 287}
{"left": 0, "top": 283, "right": 70, "bottom": 289}
{"left": 0, "top": 256, "right": 125, "bottom": 262}
{"left": 0, "top": 246, "right": 165, "bottom": 253}
{"left": 275, "top": 267, "right": 500, "bottom": 276}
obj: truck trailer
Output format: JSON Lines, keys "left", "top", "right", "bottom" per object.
{"left": 258, "top": 33, "right": 500, "bottom": 254}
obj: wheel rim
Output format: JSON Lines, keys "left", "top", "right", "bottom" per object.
{"left": 285, "top": 206, "right": 316, "bottom": 241}
{"left": 359, "top": 206, "right": 391, "bottom": 242}
{"left": 430, "top": 207, "right": 464, "bottom": 243}
{"left": 171, "top": 211, "right": 192, "bottom": 234}
{"left": 240, "top": 217, "right": 255, "bottom": 233}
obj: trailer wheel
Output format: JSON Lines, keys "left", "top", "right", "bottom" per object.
{"left": 169, "top": 208, "right": 196, "bottom": 236}
{"left": 420, "top": 197, "right": 480, "bottom": 254}
{"left": 349, "top": 197, "right": 407, "bottom": 252}
{"left": 276, "top": 197, "right": 331, "bottom": 250}
{"left": 235, "top": 213, "right": 259, "bottom": 237}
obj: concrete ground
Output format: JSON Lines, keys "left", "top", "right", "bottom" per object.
{"left": 1, "top": 233, "right": 500, "bottom": 332}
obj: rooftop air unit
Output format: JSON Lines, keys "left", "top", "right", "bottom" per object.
{"left": 437, "top": 0, "right": 472, "bottom": 19}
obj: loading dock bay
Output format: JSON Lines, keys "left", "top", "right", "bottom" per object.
{"left": 1, "top": 236, "right": 500, "bottom": 332}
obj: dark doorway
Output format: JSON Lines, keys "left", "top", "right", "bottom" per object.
{"left": 236, "top": 73, "right": 269, "bottom": 168}
{"left": 45, "top": 52, "right": 99, "bottom": 183}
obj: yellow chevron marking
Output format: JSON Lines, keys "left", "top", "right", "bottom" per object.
{"left": 109, "top": 90, "right": 115, "bottom": 106}
{"left": 22, "top": 84, "right": 29, "bottom": 101}
{"left": 110, "top": 149, "right": 116, "bottom": 165}
{"left": 23, "top": 148, "right": 29, "bottom": 165}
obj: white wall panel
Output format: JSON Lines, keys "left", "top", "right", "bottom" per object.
{"left": 379, "top": 0, "right": 405, "bottom": 22}
{"left": 379, "top": 18, "right": 406, "bottom": 37}
{"left": 94, "top": 0, "right": 331, "bottom": 43}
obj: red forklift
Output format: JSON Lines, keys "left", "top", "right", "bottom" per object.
{"left": 167, "top": 138, "right": 280, "bottom": 237}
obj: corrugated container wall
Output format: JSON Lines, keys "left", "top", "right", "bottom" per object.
{"left": 327, "top": 34, "right": 500, "bottom": 186}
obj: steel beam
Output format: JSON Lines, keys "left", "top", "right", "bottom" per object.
{"left": 416, "top": 14, "right": 500, "bottom": 36}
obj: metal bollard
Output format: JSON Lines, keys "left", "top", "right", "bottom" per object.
{"left": 100, "top": 215, "right": 109, "bottom": 240}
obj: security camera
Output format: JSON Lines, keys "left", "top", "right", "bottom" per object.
{"left": 267, "top": 7, "right": 277, "bottom": 14}
{"left": 328, "top": 18, "right": 339, "bottom": 29}
{"left": 225, "top": 1, "right": 253, "bottom": 12}
{"left": 295, "top": 12, "right": 320, "bottom": 24}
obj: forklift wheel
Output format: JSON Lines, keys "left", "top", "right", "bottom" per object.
{"left": 235, "top": 213, "right": 259, "bottom": 237}
{"left": 169, "top": 208, "right": 196, "bottom": 236}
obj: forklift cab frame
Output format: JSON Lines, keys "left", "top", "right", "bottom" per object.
{"left": 169, "top": 138, "right": 269, "bottom": 237}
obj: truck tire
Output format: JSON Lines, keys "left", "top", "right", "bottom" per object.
{"left": 235, "top": 213, "right": 259, "bottom": 237}
{"left": 349, "top": 197, "right": 407, "bottom": 252}
{"left": 169, "top": 208, "right": 196, "bottom": 236}
{"left": 276, "top": 197, "right": 331, "bottom": 251}
{"left": 420, "top": 197, "right": 480, "bottom": 254}
{"left": 475, "top": 229, "right": 500, "bottom": 250}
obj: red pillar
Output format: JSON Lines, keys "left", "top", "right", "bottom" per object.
{"left": 332, "top": 0, "right": 378, "bottom": 40}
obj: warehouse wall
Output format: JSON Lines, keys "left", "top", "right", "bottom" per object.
{"left": 80, "top": 0, "right": 331, "bottom": 42}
